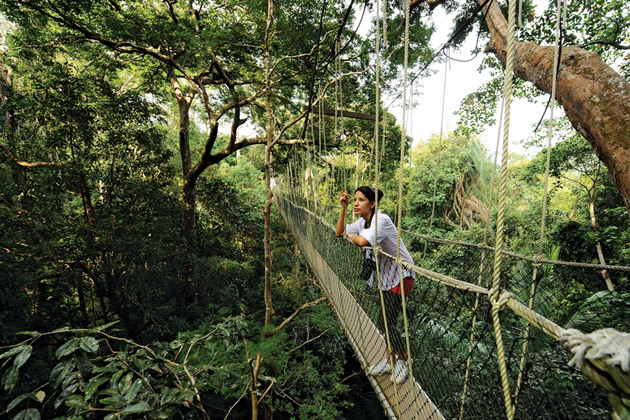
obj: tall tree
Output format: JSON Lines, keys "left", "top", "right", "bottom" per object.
{"left": 0, "top": 0, "right": 350, "bottom": 264}
{"left": 416, "top": 0, "right": 630, "bottom": 213}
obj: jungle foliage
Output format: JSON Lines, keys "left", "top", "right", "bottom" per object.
{"left": 1, "top": 0, "right": 630, "bottom": 419}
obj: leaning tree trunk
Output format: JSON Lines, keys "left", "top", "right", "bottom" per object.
{"left": 587, "top": 189, "right": 614, "bottom": 291}
{"left": 479, "top": 0, "right": 630, "bottom": 216}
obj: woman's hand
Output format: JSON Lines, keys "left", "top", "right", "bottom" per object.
{"left": 336, "top": 189, "right": 349, "bottom": 237}
{"left": 340, "top": 188, "right": 349, "bottom": 207}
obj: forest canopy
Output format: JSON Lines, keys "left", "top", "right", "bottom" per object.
{"left": 0, "top": 0, "right": 629, "bottom": 419}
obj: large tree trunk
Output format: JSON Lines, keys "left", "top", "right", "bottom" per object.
{"left": 0, "top": 65, "right": 33, "bottom": 212}
{"left": 263, "top": 0, "right": 275, "bottom": 327}
{"left": 79, "top": 174, "right": 97, "bottom": 223}
{"left": 167, "top": 66, "right": 198, "bottom": 297}
{"left": 168, "top": 67, "right": 196, "bottom": 250}
{"left": 479, "top": 0, "right": 630, "bottom": 215}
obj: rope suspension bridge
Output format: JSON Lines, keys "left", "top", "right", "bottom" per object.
{"left": 269, "top": 0, "right": 630, "bottom": 418}
{"left": 275, "top": 191, "right": 630, "bottom": 420}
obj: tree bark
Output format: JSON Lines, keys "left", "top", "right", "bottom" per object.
{"left": 76, "top": 276, "right": 89, "bottom": 325}
{"left": 0, "top": 65, "right": 33, "bottom": 212}
{"left": 478, "top": 0, "right": 630, "bottom": 216}
{"left": 168, "top": 66, "right": 196, "bottom": 250}
{"left": 79, "top": 174, "right": 97, "bottom": 223}
{"left": 167, "top": 65, "right": 199, "bottom": 298}
{"left": 263, "top": 0, "right": 275, "bottom": 327}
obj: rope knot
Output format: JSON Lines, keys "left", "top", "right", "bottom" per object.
{"left": 532, "top": 256, "right": 542, "bottom": 268}
{"left": 396, "top": 257, "right": 405, "bottom": 268}
{"left": 492, "top": 292, "right": 514, "bottom": 312}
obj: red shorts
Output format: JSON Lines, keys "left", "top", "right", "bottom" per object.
{"left": 390, "top": 276, "right": 414, "bottom": 296}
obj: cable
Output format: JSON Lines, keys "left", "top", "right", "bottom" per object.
{"left": 300, "top": 0, "right": 328, "bottom": 141}
{"left": 533, "top": 18, "right": 565, "bottom": 133}
{"left": 442, "top": 19, "right": 485, "bottom": 63}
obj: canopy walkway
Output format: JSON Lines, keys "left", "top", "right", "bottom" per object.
{"left": 275, "top": 192, "right": 630, "bottom": 420}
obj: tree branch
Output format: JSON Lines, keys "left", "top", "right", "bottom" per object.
{"left": 273, "top": 296, "right": 327, "bottom": 332}
{"left": 289, "top": 327, "right": 332, "bottom": 353}
{"left": 162, "top": 0, "right": 179, "bottom": 24}
{"left": 0, "top": 144, "right": 63, "bottom": 167}
{"left": 580, "top": 40, "right": 630, "bottom": 50}
{"left": 409, "top": 0, "right": 448, "bottom": 11}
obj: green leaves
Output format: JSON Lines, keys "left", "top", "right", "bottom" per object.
{"left": 11, "top": 408, "right": 40, "bottom": 420}
{"left": 123, "top": 378, "right": 144, "bottom": 402}
{"left": 2, "top": 365, "right": 19, "bottom": 393}
{"left": 159, "top": 388, "right": 180, "bottom": 405}
{"left": 55, "top": 338, "right": 80, "bottom": 359}
{"left": 83, "top": 376, "right": 109, "bottom": 400}
{"left": 13, "top": 346, "right": 32, "bottom": 369}
{"left": 63, "top": 394, "right": 88, "bottom": 409}
{"left": 49, "top": 359, "right": 74, "bottom": 389}
{"left": 1, "top": 345, "right": 35, "bottom": 396}
{"left": 7, "top": 393, "right": 32, "bottom": 412}
{"left": 7, "top": 392, "right": 45, "bottom": 413}
{"left": 79, "top": 337, "right": 99, "bottom": 353}
{"left": 0, "top": 345, "right": 30, "bottom": 361}
{"left": 121, "top": 401, "right": 151, "bottom": 414}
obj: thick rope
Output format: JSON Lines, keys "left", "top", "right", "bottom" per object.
{"left": 489, "top": 0, "right": 519, "bottom": 416}
{"left": 371, "top": 0, "right": 400, "bottom": 411}
{"left": 278, "top": 195, "right": 578, "bottom": 341}
{"left": 318, "top": 83, "right": 323, "bottom": 155}
{"left": 382, "top": 0, "right": 387, "bottom": 49}
{"left": 405, "top": 230, "right": 630, "bottom": 271}
{"left": 458, "top": 96, "right": 504, "bottom": 420}
{"left": 335, "top": 39, "right": 348, "bottom": 189}
{"left": 372, "top": 0, "right": 407, "bottom": 411}
{"left": 514, "top": 0, "right": 564, "bottom": 405}
{"left": 397, "top": 0, "right": 423, "bottom": 417}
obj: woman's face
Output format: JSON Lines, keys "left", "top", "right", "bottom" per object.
{"left": 353, "top": 191, "right": 374, "bottom": 220}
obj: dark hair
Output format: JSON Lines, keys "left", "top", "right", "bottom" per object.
{"left": 355, "top": 186, "right": 383, "bottom": 227}
{"left": 355, "top": 186, "right": 384, "bottom": 203}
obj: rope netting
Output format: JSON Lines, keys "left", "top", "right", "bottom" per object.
{"left": 275, "top": 191, "right": 630, "bottom": 420}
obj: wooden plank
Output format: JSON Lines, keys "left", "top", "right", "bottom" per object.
{"left": 303, "top": 106, "right": 378, "bottom": 121}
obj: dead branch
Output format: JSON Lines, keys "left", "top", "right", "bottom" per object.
{"left": 273, "top": 296, "right": 328, "bottom": 332}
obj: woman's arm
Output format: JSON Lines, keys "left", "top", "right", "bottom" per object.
{"left": 336, "top": 189, "right": 349, "bottom": 237}
{"left": 347, "top": 233, "right": 370, "bottom": 246}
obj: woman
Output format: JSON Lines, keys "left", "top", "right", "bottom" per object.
{"left": 336, "top": 186, "right": 415, "bottom": 385}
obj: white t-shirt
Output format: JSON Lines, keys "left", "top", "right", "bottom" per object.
{"left": 346, "top": 210, "right": 415, "bottom": 291}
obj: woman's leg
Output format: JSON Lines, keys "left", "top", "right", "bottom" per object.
{"left": 376, "top": 291, "right": 405, "bottom": 356}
